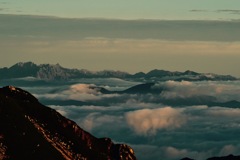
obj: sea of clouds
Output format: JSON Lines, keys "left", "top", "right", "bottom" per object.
{"left": 12, "top": 78, "right": 240, "bottom": 160}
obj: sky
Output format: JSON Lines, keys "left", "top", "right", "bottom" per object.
{"left": 1, "top": 0, "right": 240, "bottom": 20}
{"left": 0, "top": 0, "right": 240, "bottom": 77}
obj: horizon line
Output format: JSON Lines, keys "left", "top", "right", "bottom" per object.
{"left": 1, "top": 13, "right": 240, "bottom": 22}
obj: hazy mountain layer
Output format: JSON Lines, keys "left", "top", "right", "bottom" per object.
{"left": 0, "top": 62, "right": 237, "bottom": 81}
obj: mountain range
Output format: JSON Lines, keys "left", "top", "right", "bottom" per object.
{"left": 0, "top": 62, "right": 238, "bottom": 81}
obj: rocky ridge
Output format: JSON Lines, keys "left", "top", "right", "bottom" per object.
{"left": 0, "top": 86, "right": 136, "bottom": 160}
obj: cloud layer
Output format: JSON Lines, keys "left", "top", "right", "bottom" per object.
{"left": 15, "top": 79, "right": 240, "bottom": 160}
{"left": 125, "top": 107, "right": 187, "bottom": 135}
{"left": 1, "top": 14, "right": 240, "bottom": 76}
{"left": 1, "top": 14, "right": 240, "bottom": 41}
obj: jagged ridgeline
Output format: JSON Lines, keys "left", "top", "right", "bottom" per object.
{"left": 0, "top": 86, "right": 137, "bottom": 160}
{"left": 0, "top": 62, "right": 238, "bottom": 81}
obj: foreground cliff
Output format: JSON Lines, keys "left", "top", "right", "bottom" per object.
{"left": 0, "top": 86, "right": 136, "bottom": 160}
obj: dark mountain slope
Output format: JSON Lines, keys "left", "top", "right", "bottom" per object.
{"left": 0, "top": 86, "right": 136, "bottom": 160}
{"left": 207, "top": 154, "right": 240, "bottom": 160}
{"left": 121, "top": 83, "right": 162, "bottom": 94}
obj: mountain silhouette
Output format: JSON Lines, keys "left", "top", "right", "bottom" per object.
{"left": 120, "top": 83, "right": 162, "bottom": 94}
{"left": 207, "top": 154, "right": 240, "bottom": 160}
{"left": 0, "top": 62, "right": 237, "bottom": 81}
{"left": 0, "top": 86, "right": 137, "bottom": 160}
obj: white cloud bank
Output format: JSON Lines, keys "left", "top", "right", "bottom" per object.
{"left": 125, "top": 107, "right": 187, "bottom": 135}
{"left": 27, "top": 80, "right": 240, "bottom": 160}
{"left": 36, "top": 83, "right": 120, "bottom": 101}
{"left": 154, "top": 81, "right": 240, "bottom": 102}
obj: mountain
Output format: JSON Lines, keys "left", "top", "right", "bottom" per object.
{"left": 0, "top": 86, "right": 137, "bottom": 160}
{"left": 120, "top": 83, "right": 162, "bottom": 94}
{"left": 180, "top": 158, "right": 194, "bottom": 160}
{"left": 180, "top": 154, "right": 240, "bottom": 160}
{"left": 0, "top": 62, "right": 39, "bottom": 79}
{"left": 207, "top": 154, "right": 240, "bottom": 160}
{"left": 0, "top": 62, "right": 238, "bottom": 81}
{"left": 133, "top": 69, "right": 237, "bottom": 81}
{"left": 0, "top": 62, "right": 130, "bottom": 81}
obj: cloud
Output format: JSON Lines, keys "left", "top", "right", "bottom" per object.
{"left": 163, "top": 146, "right": 221, "bottom": 160}
{"left": 1, "top": 14, "right": 240, "bottom": 42}
{"left": 190, "top": 9, "right": 240, "bottom": 15}
{"left": 49, "top": 102, "right": 240, "bottom": 160}
{"left": 0, "top": 1, "right": 9, "bottom": 4}
{"left": 19, "top": 81, "right": 240, "bottom": 160}
{"left": 5, "top": 38, "right": 240, "bottom": 56}
{"left": 70, "top": 78, "right": 139, "bottom": 91}
{"left": 55, "top": 109, "right": 68, "bottom": 117}
{"left": 216, "top": 10, "right": 240, "bottom": 15}
{"left": 155, "top": 81, "right": 216, "bottom": 99}
{"left": 36, "top": 83, "right": 120, "bottom": 101}
{"left": 80, "top": 112, "right": 100, "bottom": 131}
{"left": 155, "top": 81, "right": 240, "bottom": 102}
{"left": 207, "top": 107, "right": 240, "bottom": 117}
{"left": 1, "top": 14, "right": 240, "bottom": 76}
{"left": 69, "top": 83, "right": 100, "bottom": 94}
{"left": 130, "top": 144, "right": 215, "bottom": 160}
{"left": 219, "top": 145, "right": 240, "bottom": 156}
{"left": 49, "top": 103, "right": 127, "bottom": 133}
{"left": 125, "top": 107, "right": 187, "bottom": 135}
{"left": 189, "top": 9, "right": 208, "bottom": 12}
{"left": 80, "top": 113, "right": 123, "bottom": 132}
{"left": 164, "top": 147, "right": 189, "bottom": 159}
{"left": 2, "top": 38, "right": 240, "bottom": 77}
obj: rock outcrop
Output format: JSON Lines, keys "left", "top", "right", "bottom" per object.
{"left": 0, "top": 86, "right": 136, "bottom": 160}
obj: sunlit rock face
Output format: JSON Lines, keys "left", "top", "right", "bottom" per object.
{"left": 0, "top": 86, "right": 137, "bottom": 160}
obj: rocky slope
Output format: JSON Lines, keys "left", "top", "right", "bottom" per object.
{"left": 0, "top": 86, "right": 136, "bottom": 160}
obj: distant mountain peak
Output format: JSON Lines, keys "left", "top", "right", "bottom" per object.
{"left": 0, "top": 86, "right": 38, "bottom": 103}
{"left": 39, "top": 63, "right": 62, "bottom": 68}
{"left": 184, "top": 70, "right": 199, "bottom": 75}
{"left": 13, "top": 61, "right": 37, "bottom": 67}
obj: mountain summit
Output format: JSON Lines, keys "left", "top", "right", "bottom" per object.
{"left": 0, "top": 86, "right": 137, "bottom": 160}
{"left": 0, "top": 62, "right": 238, "bottom": 81}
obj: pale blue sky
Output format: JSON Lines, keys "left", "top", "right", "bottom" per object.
{"left": 1, "top": 0, "right": 240, "bottom": 20}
